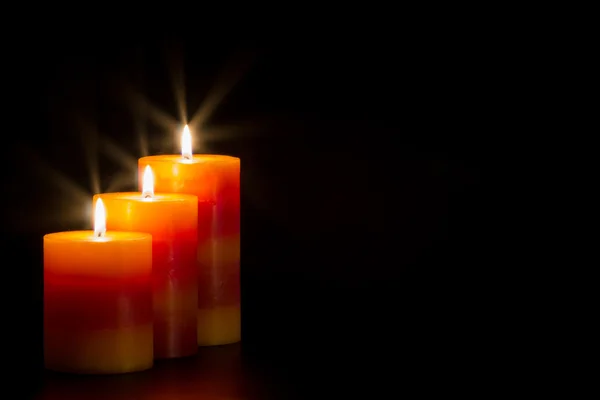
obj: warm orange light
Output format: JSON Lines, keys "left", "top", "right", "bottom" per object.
{"left": 182, "top": 125, "right": 192, "bottom": 159}
{"left": 94, "top": 198, "right": 106, "bottom": 238}
{"left": 142, "top": 165, "right": 154, "bottom": 198}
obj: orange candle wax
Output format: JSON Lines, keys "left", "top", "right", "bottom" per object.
{"left": 139, "top": 125, "right": 240, "bottom": 346}
{"left": 44, "top": 199, "right": 153, "bottom": 374}
{"left": 94, "top": 170, "right": 198, "bottom": 359}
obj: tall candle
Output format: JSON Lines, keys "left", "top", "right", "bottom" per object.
{"left": 44, "top": 199, "right": 153, "bottom": 374}
{"left": 94, "top": 166, "right": 198, "bottom": 359}
{"left": 139, "top": 125, "right": 240, "bottom": 346}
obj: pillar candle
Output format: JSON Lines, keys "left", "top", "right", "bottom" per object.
{"left": 139, "top": 125, "right": 240, "bottom": 346}
{"left": 94, "top": 166, "right": 198, "bottom": 359}
{"left": 44, "top": 199, "right": 153, "bottom": 374}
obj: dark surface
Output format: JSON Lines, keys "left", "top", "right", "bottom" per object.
{"left": 1, "top": 29, "right": 494, "bottom": 397}
{"left": 35, "top": 344, "right": 273, "bottom": 399}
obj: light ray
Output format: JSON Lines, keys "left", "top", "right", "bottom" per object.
{"left": 124, "top": 84, "right": 179, "bottom": 132}
{"left": 163, "top": 41, "right": 188, "bottom": 125}
{"left": 189, "top": 50, "right": 256, "bottom": 135}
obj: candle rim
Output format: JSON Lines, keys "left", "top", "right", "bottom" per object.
{"left": 138, "top": 154, "right": 240, "bottom": 164}
{"left": 44, "top": 230, "right": 151, "bottom": 242}
{"left": 95, "top": 192, "right": 198, "bottom": 203}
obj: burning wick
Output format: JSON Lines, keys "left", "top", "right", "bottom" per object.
{"left": 182, "top": 125, "right": 192, "bottom": 160}
{"left": 142, "top": 165, "right": 154, "bottom": 199}
{"left": 94, "top": 199, "right": 106, "bottom": 238}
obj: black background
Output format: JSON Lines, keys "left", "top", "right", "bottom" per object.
{"left": 1, "top": 27, "right": 497, "bottom": 397}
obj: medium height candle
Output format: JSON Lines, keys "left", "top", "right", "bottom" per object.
{"left": 94, "top": 166, "right": 198, "bottom": 359}
{"left": 139, "top": 125, "right": 240, "bottom": 346}
{"left": 44, "top": 199, "right": 153, "bottom": 374}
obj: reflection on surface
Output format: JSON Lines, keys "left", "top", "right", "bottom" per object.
{"left": 36, "top": 344, "right": 275, "bottom": 399}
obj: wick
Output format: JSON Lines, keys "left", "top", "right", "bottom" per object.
{"left": 143, "top": 192, "right": 153, "bottom": 199}
{"left": 95, "top": 231, "right": 105, "bottom": 238}
{"left": 183, "top": 154, "right": 192, "bottom": 160}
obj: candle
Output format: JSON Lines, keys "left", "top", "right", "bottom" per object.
{"left": 44, "top": 199, "right": 153, "bottom": 374}
{"left": 94, "top": 166, "right": 198, "bottom": 359}
{"left": 139, "top": 125, "right": 240, "bottom": 346}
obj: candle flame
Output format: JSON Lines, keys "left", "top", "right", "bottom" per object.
{"left": 182, "top": 125, "right": 192, "bottom": 159}
{"left": 142, "top": 165, "right": 154, "bottom": 198}
{"left": 94, "top": 198, "right": 106, "bottom": 238}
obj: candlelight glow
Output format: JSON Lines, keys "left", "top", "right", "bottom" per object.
{"left": 94, "top": 198, "right": 106, "bottom": 238}
{"left": 142, "top": 165, "right": 154, "bottom": 198}
{"left": 182, "top": 125, "right": 192, "bottom": 159}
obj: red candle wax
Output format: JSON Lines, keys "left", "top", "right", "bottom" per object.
{"left": 44, "top": 200, "right": 153, "bottom": 374}
{"left": 139, "top": 148, "right": 240, "bottom": 346}
{"left": 94, "top": 174, "right": 198, "bottom": 359}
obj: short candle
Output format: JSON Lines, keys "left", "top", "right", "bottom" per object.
{"left": 94, "top": 166, "right": 198, "bottom": 359}
{"left": 139, "top": 125, "right": 240, "bottom": 346}
{"left": 44, "top": 199, "right": 153, "bottom": 374}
